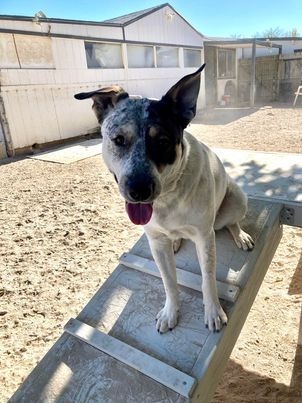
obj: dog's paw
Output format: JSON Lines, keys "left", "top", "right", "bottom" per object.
{"left": 156, "top": 304, "right": 179, "bottom": 333}
{"left": 204, "top": 302, "right": 228, "bottom": 332}
{"left": 234, "top": 230, "right": 254, "bottom": 251}
{"left": 173, "top": 238, "right": 182, "bottom": 254}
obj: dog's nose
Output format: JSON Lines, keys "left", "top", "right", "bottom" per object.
{"left": 127, "top": 178, "right": 155, "bottom": 202}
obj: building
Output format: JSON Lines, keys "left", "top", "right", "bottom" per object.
{"left": 0, "top": 3, "right": 205, "bottom": 157}
{"left": 203, "top": 37, "right": 302, "bottom": 107}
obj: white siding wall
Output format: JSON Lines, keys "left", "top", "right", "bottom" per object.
{"left": 125, "top": 6, "right": 203, "bottom": 46}
{"left": 1, "top": 79, "right": 127, "bottom": 149}
{"left": 0, "top": 14, "right": 205, "bottom": 152}
{"left": 0, "top": 19, "right": 123, "bottom": 40}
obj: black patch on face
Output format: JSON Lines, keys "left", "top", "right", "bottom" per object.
{"left": 145, "top": 100, "right": 183, "bottom": 168}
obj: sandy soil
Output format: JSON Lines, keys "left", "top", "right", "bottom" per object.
{"left": 0, "top": 104, "right": 301, "bottom": 402}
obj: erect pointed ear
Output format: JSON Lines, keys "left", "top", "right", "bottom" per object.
{"left": 74, "top": 85, "right": 129, "bottom": 124}
{"left": 161, "top": 64, "right": 205, "bottom": 128}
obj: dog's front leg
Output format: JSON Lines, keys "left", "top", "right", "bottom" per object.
{"left": 145, "top": 231, "right": 179, "bottom": 333}
{"left": 195, "top": 229, "right": 228, "bottom": 332}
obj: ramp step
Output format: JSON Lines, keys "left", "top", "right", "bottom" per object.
{"left": 64, "top": 318, "right": 197, "bottom": 398}
{"left": 120, "top": 252, "right": 240, "bottom": 303}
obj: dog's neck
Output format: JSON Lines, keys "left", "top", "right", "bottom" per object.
{"left": 154, "top": 134, "right": 190, "bottom": 207}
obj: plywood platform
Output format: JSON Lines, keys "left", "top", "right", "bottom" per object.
{"left": 9, "top": 199, "right": 283, "bottom": 403}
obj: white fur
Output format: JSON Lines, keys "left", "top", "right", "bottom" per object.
{"left": 143, "top": 132, "right": 253, "bottom": 332}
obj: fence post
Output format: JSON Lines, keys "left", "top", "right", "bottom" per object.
{"left": 250, "top": 39, "right": 256, "bottom": 106}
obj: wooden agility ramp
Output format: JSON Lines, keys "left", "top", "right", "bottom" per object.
{"left": 9, "top": 198, "right": 283, "bottom": 403}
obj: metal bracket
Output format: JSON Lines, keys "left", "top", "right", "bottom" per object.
{"left": 280, "top": 207, "right": 295, "bottom": 225}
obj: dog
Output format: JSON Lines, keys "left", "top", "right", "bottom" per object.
{"left": 75, "top": 65, "right": 254, "bottom": 333}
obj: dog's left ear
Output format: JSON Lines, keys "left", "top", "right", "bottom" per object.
{"left": 161, "top": 64, "right": 205, "bottom": 128}
{"left": 74, "top": 85, "right": 129, "bottom": 124}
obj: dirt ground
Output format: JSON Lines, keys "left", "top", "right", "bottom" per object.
{"left": 0, "top": 104, "right": 301, "bottom": 402}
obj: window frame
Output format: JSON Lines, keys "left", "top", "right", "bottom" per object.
{"left": 156, "top": 46, "right": 179, "bottom": 68}
{"left": 183, "top": 48, "right": 202, "bottom": 68}
{"left": 127, "top": 44, "right": 155, "bottom": 68}
{"left": 217, "top": 48, "right": 236, "bottom": 79}
{"left": 85, "top": 41, "right": 124, "bottom": 69}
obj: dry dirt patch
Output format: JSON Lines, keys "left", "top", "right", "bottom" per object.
{"left": 0, "top": 104, "right": 301, "bottom": 402}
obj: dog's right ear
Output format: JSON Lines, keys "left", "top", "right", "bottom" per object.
{"left": 161, "top": 64, "right": 205, "bottom": 128}
{"left": 74, "top": 85, "right": 129, "bottom": 124}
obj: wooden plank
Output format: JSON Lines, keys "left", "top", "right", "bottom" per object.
{"left": 9, "top": 332, "right": 187, "bottom": 403}
{"left": 64, "top": 318, "right": 197, "bottom": 398}
{"left": 249, "top": 196, "right": 302, "bottom": 228}
{"left": 190, "top": 202, "right": 282, "bottom": 402}
{"left": 120, "top": 252, "right": 240, "bottom": 303}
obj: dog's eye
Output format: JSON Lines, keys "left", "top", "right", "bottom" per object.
{"left": 158, "top": 137, "right": 170, "bottom": 147}
{"left": 113, "top": 135, "right": 125, "bottom": 146}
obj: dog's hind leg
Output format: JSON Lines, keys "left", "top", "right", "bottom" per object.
{"left": 214, "top": 180, "right": 254, "bottom": 251}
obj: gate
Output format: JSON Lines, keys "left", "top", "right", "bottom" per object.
{"left": 238, "top": 56, "right": 279, "bottom": 104}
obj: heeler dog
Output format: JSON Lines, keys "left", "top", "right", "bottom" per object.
{"left": 74, "top": 65, "right": 254, "bottom": 333}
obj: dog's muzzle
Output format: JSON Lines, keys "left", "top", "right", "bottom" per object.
{"left": 119, "top": 175, "right": 159, "bottom": 225}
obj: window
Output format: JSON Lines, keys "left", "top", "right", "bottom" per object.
{"left": 218, "top": 49, "right": 236, "bottom": 78}
{"left": 184, "top": 49, "right": 201, "bottom": 67}
{"left": 85, "top": 42, "right": 123, "bottom": 68}
{"left": 127, "top": 45, "right": 154, "bottom": 68}
{"left": 156, "top": 46, "right": 179, "bottom": 67}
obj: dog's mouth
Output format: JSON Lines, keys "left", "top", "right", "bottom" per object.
{"left": 125, "top": 201, "right": 153, "bottom": 225}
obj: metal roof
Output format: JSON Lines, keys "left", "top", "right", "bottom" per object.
{"left": 102, "top": 4, "right": 167, "bottom": 26}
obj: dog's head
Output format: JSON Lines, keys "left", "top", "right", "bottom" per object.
{"left": 75, "top": 65, "right": 205, "bottom": 225}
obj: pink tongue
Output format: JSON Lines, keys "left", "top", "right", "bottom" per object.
{"left": 125, "top": 202, "right": 153, "bottom": 225}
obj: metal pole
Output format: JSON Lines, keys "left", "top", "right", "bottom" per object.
{"left": 250, "top": 39, "right": 256, "bottom": 106}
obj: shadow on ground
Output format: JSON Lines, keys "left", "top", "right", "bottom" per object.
{"left": 193, "top": 106, "right": 259, "bottom": 125}
{"left": 213, "top": 344, "right": 302, "bottom": 402}
{"left": 193, "top": 101, "right": 300, "bottom": 126}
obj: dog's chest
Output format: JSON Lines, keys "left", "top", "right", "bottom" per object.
{"left": 147, "top": 208, "right": 198, "bottom": 240}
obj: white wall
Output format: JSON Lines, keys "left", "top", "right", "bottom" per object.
{"left": 0, "top": 18, "right": 123, "bottom": 40}
{"left": 0, "top": 16, "right": 205, "bottom": 152}
{"left": 124, "top": 5, "right": 203, "bottom": 47}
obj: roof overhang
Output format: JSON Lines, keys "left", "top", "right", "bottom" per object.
{"left": 204, "top": 39, "right": 282, "bottom": 53}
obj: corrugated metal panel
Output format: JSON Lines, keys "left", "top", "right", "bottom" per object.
{"left": 1, "top": 79, "right": 128, "bottom": 149}
{"left": 124, "top": 6, "right": 203, "bottom": 47}
{"left": 2, "top": 87, "right": 60, "bottom": 148}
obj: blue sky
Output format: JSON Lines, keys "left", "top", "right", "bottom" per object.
{"left": 1, "top": 0, "right": 301, "bottom": 38}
